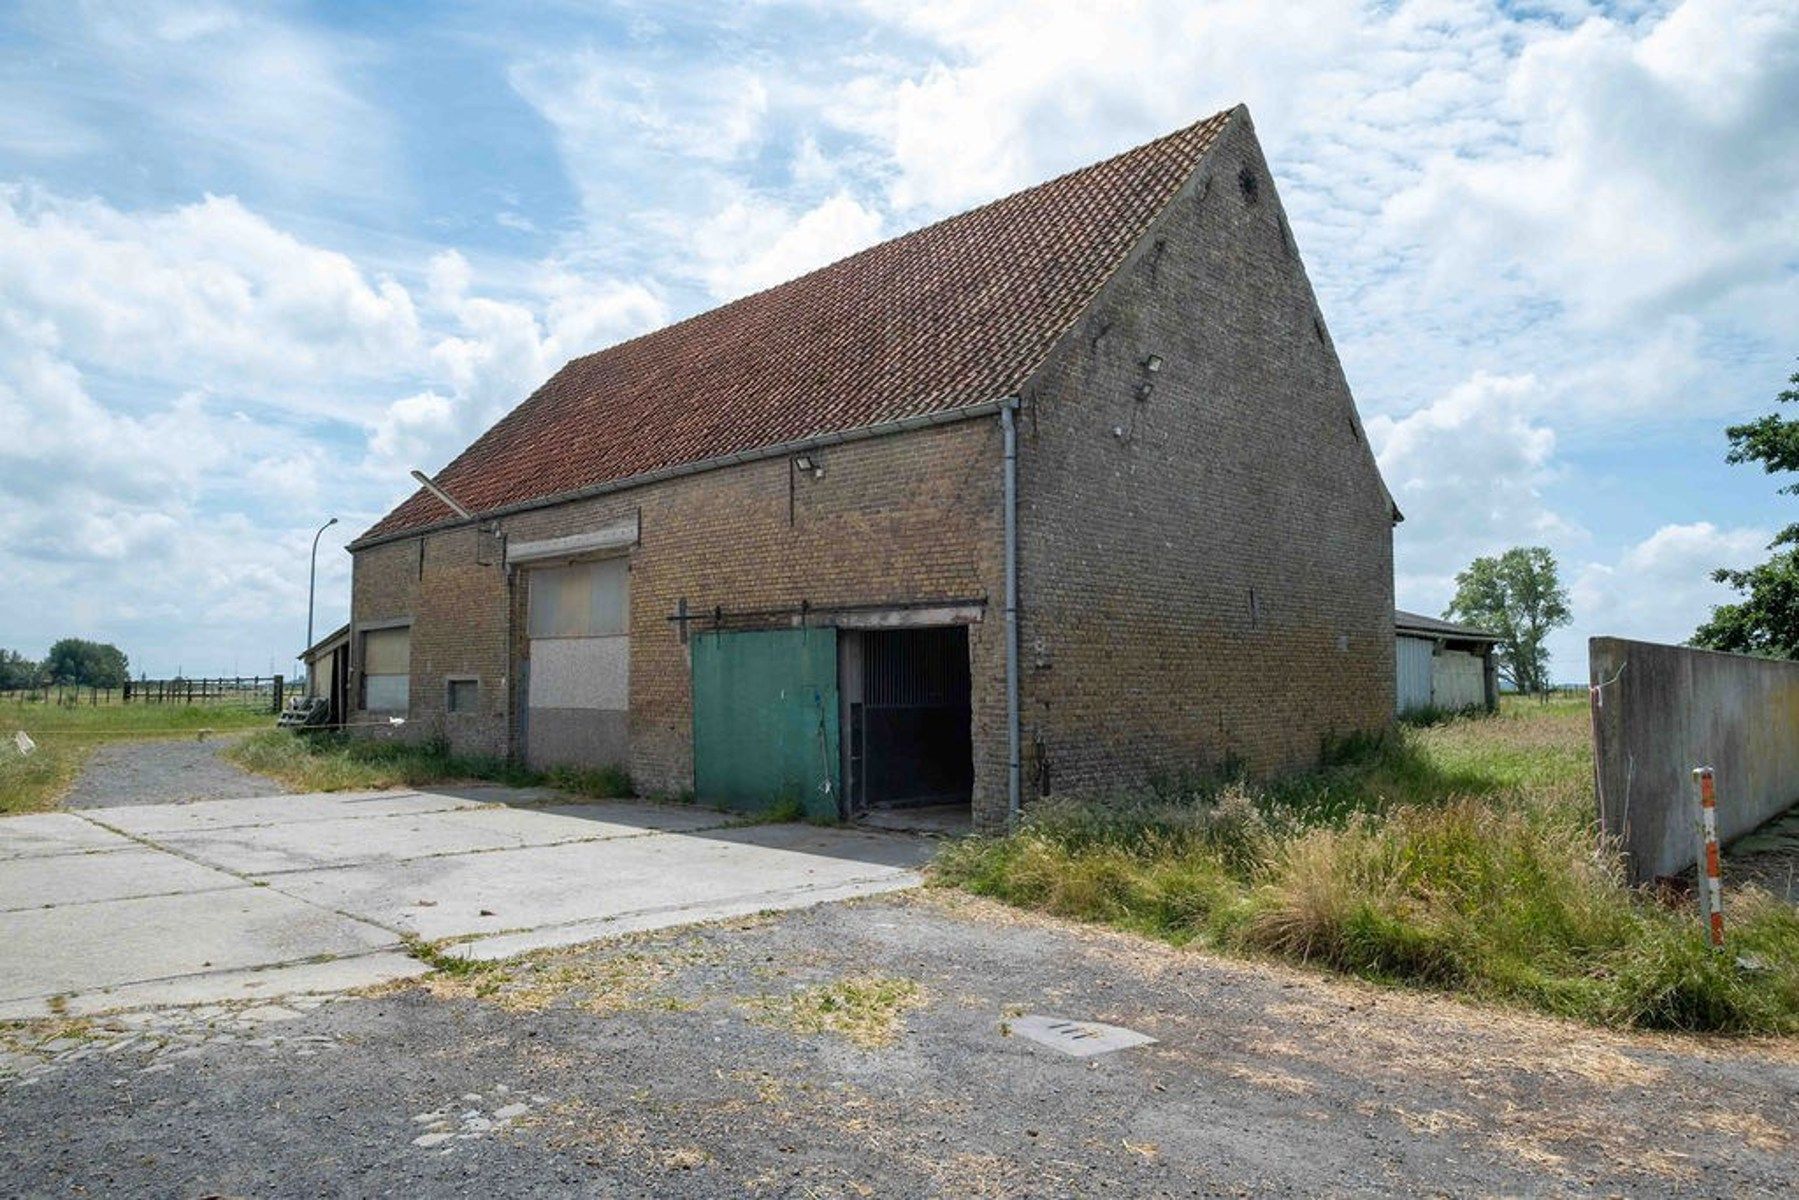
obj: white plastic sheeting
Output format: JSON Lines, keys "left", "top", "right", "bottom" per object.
{"left": 361, "top": 626, "right": 410, "bottom": 712}
{"left": 526, "top": 558, "right": 628, "bottom": 639}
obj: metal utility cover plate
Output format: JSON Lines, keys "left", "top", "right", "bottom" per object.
{"left": 1011, "top": 1015, "right": 1156, "bottom": 1057}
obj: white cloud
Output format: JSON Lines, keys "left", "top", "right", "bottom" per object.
{"left": 368, "top": 262, "right": 667, "bottom": 473}
{"left": 0, "top": 187, "right": 421, "bottom": 409}
{"left": 840, "top": 0, "right": 1371, "bottom": 214}
{"left": 1572, "top": 521, "right": 1772, "bottom": 646}
{"left": 689, "top": 192, "right": 885, "bottom": 299}
{"left": 0, "top": 315, "right": 222, "bottom": 520}
{"left": 1371, "top": 371, "right": 1575, "bottom": 562}
{"left": 0, "top": 181, "right": 664, "bottom": 673}
{"left": 509, "top": 52, "right": 771, "bottom": 219}
{"left": 1386, "top": 0, "right": 1799, "bottom": 327}
{"left": 0, "top": 300, "right": 345, "bottom": 673}
{"left": 508, "top": 42, "right": 885, "bottom": 300}
{"left": 368, "top": 391, "right": 458, "bottom": 468}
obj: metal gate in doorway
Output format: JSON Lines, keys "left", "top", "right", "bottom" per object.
{"left": 846, "top": 626, "right": 973, "bottom": 811}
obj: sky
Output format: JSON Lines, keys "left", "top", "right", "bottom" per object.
{"left": 0, "top": 0, "right": 1795, "bottom": 682}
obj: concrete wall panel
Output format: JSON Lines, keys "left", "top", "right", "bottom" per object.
{"left": 528, "top": 637, "right": 629, "bottom": 711}
{"left": 1591, "top": 636, "right": 1799, "bottom": 882}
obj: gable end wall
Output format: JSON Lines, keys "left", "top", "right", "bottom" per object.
{"left": 1015, "top": 110, "right": 1396, "bottom": 796}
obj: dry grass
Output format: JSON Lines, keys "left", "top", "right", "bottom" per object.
{"left": 1224, "top": 1063, "right": 1316, "bottom": 1095}
{"left": 746, "top": 975, "right": 924, "bottom": 1048}
{"left": 0, "top": 1015, "right": 97, "bottom": 1057}
{"left": 377, "top": 936, "right": 707, "bottom": 1015}
{"left": 1686, "top": 1109, "right": 1790, "bottom": 1152}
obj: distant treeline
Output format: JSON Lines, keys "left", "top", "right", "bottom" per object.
{"left": 0, "top": 638, "right": 131, "bottom": 689}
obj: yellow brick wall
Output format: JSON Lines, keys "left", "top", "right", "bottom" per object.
{"left": 351, "top": 419, "right": 1008, "bottom": 807}
{"left": 1013, "top": 110, "right": 1395, "bottom": 797}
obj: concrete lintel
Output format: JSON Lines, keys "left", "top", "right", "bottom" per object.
{"left": 507, "top": 514, "right": 639, "bottom": 567}
{"left": 827, "top": 604, "right": 986, "bottom": 630}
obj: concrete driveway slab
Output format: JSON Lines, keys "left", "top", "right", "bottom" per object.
{"left": 269, "top": 820, "right": 932, "bottom": 944}
{"left": 93, "top": 789, "right": 486, "bottom": 836}
{"left": 146, "top": 796, "right": 742, "bottom": 876}
{"left": 0, "top": 789, "right": 931, "bottom": 1018}
{"left": 0, "top": 812, "right": 137, "bottom": 860}
{"left": 15, "top": 949, "right": 431, "bottom": 1017}
{"left": 0, "top": 847, "right": 240, "bottom": 912}
{"left": 0, "top": 887, "right": 399, "bottom": 1008}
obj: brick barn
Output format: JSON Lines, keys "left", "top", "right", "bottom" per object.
{"left": 345, "top": 104, "right": 1398, "bottom": 830}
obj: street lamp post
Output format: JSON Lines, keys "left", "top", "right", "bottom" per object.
{"left": 306, "top": 516, "right": 339, "bottom": 695}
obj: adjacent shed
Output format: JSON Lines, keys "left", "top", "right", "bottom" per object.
{"left": 299, "top": 623, "right": 351, "bottom": 729}
{"left": 1395, "top": 610, "right": 1500, "bottom": 716}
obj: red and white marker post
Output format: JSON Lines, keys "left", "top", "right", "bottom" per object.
{"left": 1691, "top": 766, "right": 1725, "bottom": 951}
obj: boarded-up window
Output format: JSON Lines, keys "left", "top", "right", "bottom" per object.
{"left": 362, "top": 626, "right": 410, "bottom": 712}
{"left": 447, "top": 678, "right": 478, "bottom": 713}
{"left": 528, "top": 558, "right": 628, "bottom": 639}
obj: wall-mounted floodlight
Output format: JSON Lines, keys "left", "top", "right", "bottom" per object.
{"left": 794, "top": 455, "right": 815, "bottom": 472}
{"left": 410, "top": 469, "right": 474, "bottom": 519}
{"left": 1143, "top": 353, "right": 1164, "bottom": 373}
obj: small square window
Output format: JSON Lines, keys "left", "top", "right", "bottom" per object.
{"left": 446, "top": 678, "right": 479, "bottom": 714}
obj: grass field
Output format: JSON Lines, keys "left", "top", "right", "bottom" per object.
{"left": 224, "top": 729, "right": 634, "bottom": 800}
{"left": 0, "top": 701, "right": 273, "bottom": 814}
{"left": 936, "top": 698, "right": 1799, "bottom": 1035}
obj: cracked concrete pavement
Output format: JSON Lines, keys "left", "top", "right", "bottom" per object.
{"left": 0, "top": 788, "right": 930, "bottom": 1018}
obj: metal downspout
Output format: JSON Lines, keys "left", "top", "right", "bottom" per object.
{"left": 1002, "top": 399, "right": 1022, "bottom": 827}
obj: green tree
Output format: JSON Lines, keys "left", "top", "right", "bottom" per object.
{"left": 1444, "top": 547, "right": 1571, "bottom": 694}
{"left": 43, "top": 638, "right": 131, "bottom": 688}
{"left": 1693, "top": 363, "right": 1799, "bottom": 658}
{"left": 0, "top": 649, "right": 40, "bottom": 690}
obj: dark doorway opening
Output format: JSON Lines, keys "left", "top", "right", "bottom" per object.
{"left": 328, "top": 642, "right": 350, "bottom": 728}
{"left": 843, "top": 626, "right": 973, "bottom": 814}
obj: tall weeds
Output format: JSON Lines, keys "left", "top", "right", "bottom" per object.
{"left": 935, "top": 706, "right": 1799, "bottom": 1034}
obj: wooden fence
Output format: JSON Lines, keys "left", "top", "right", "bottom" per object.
{"left": 1, "top": 675, "right": 284, "bottom": 713}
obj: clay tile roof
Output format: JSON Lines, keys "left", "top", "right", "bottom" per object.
{"left": 358, "top": 107, "right": 1236, "bottom": 544}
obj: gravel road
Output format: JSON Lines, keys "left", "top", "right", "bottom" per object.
{"left": 3, "top": 890, "right": 1795, "bottom": 1197}
{"left": 61, "top": 735, "right": 287, "bottom": 808}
